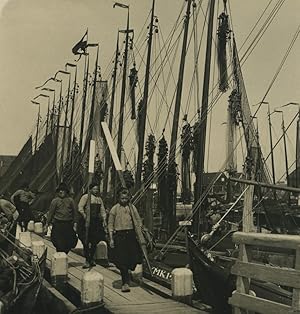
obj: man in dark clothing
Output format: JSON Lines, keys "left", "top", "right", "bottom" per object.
{"left": 46, "top": 182, "right": 78, "bottom": 254}
{"left": 78, "top": 182, "right": 107, "bottom": 268}
{"left": 11, "top": 183, "right": 35, "bottom": 231}
{"left": 108, "top": 188, "right": 143, "bottom": 292}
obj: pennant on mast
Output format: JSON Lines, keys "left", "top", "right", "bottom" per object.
{"left": 72, "top": 29, "right": 88, "bottom": 56}
{"left": 113, "top": 2, "right": 129, "bottom": 9}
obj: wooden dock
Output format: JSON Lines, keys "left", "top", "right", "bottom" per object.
{"left": 32, "top": 233, "right": 206, "bottom": 313}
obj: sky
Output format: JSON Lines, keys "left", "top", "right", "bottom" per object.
{"left": 0, "top": 0, "right": 300, "bottom": 180}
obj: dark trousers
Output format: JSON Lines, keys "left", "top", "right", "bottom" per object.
{"left": 83, "top": 242, "right": 97, "bottom": 263}
{"left": 119, "top": 265, "right": 130, "bottom": 285}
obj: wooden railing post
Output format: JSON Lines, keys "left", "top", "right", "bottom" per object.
{"left": 292, "top": 245, "right": 300, "bottom": 311}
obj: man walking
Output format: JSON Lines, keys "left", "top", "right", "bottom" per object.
{"left": 46, "top": 182, "right": 78, "bottom": 254}
{"left": 78, "top": 182, "right": 107, "bottom": 268}
{"left": 108, "top": 187, "right": 143, "bottom": 292}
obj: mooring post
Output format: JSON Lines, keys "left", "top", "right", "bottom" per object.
{"left": 95, "top": 241, "right": 109, "bottom": 266}
{"left": 81, "top": 271, "right": 104, "bottom": 308}
{"left": 171, "top": 268, "right": 193, "bottom": 305}
{"left": 51, "top": 252, "right": 68, "bottom": 286}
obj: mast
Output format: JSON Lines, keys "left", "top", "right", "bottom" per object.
{"left": 45, "top": 97, "right": 50, "bottom": 137}
{"left": 55, "top": 80, "right": 63, "bottom": 181}
{"left": 135, "top": 0, "right": 156, "bottom": 190}
{"left": 60, "top": 72, "right": 71, "bottom": 176}
{"left": 168, "top": 0, "right": 192, "bottom": 234}
{"left": 267, "top": 104, "right": 277, "bottom": 199}
{"left": 87, "top": 45, "right": 100, "bottom": 142}
{"left": 34, "top": 103, "right": 40, "bottom": 153}
{"left": 79, "top": 54, "right": 89, "bottom": 153}
{"left": 103, "top": 33, "right": 120, "bottom": 195}
{"left": 116, "top": 9, "right": 130, "bottom": 159}
{"left": 67, "top": 64, "right": 78, "bottom": 157}
{"left": 194, "top": 0, "right": 216, "bottom": 233}
{"left": 282, "top": 114, "right": 290, "bottom": 203}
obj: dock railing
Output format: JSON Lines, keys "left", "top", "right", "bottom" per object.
{"left": 228, "top": 231, "right": 300, "bottom": 314}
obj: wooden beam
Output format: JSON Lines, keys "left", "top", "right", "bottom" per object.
{"left": 232, "top": 260, "right": 300, "bottom": 289}
{"left": 232, "top": 232, "right": 300, "bottom": 250}
{"left": 101, "top": 122, "right": 122, "bottom": 171}
{"left": 229, "top": 291, "right": 292, "bottom": 314}
{"left": 229, "top": 177, "right": 300, "bottom": 193}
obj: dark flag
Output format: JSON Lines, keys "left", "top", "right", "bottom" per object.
{"left": 72, "top": 30, "right": 88, "bottom": 57}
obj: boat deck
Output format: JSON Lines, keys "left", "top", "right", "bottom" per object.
{"left": 32, "top": 233, "right": 206, "bottom": 313}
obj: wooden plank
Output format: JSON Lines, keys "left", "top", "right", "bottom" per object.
{"left": 229, "top": 291, "right": 292, "bottom": 314}
{"left": 242, "top": 185, "right": 255, "bottom": 232}
{"left": 109, "top": 301, "right": 203, "bottom": 313}
{"left": 232, "top": 232, "right": 300, "bottom": 249}
{"left": 293, "top": 245, "right": 300, "bottom": 310}
{"left": 232, "top": 261, "right": 300, "bottom": 288}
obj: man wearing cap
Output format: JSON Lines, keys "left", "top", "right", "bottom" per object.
{"left": 78, "top": 182, "right": 107, "bottom": 268}
{"left": 46, "top": 182, "right": 78, "bottom": 254}
{"left": 108, "top": 187, "right": 143, "bottom": 292}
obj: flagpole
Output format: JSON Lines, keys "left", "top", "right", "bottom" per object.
{"left": 31, "top": 101, "right": 41, "bottom": 153}
{"left": 79, "top": 53, "right": 89, "bottom": 153}
{"left": 103, "top": 32, "right": 120, "bottom": 196}
{"left": 115, "top": 2, "right": 130, "bottom": 199}
{"left": 65, "top": 63, "right": 78, "bottom": 158}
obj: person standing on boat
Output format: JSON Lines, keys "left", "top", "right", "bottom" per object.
{"left": 46, "top": 182, "right": 78, "bottom": 254}
{"left": 78, "top": 182, "right": 107, "bottom": 269}
{"left": 108, "top": 187, "right": 143, "bottom": 293}
{"left": 0, "top": 197, "right": 19, "bottom": 255}
{"left": 11, "top": 182, "right": 35, "bottom": 231}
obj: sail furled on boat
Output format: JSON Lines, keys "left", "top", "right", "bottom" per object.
{"left": 232, "top": 38, "right": 271, "bottom": 183}
{"left": 181, "top": 116, "right": 192, "bottom": 204}
{"left": 129, "top": 66, "right": 138, "bottom": 119}
{"left": 217, "top": 11, "right": 230, "bottom": 92}
{"left": 157, "top": 135, "right": 169, "bottom": 231}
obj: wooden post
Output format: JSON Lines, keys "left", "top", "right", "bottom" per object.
{"left": 95, "top": 241, "right": 108, "bottom": 266}
{"left": 51, "top": 252, "right": 68, "bottom": 286}
{"left": 171, "top": 268, "right": 193, "bottom": 305}
{"left": 81, "top": 271, "right": 104, "bottom": 307}
{"left": 242, "top": 185, "right": 255, "bottom": 233}
{"left": 292, "top": 245, "right": 300, "bottom": 311}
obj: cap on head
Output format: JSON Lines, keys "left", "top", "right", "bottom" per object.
{"left": 56, "top": 182, "right": 69, "bottom": 193}
{"left": 89, "top": 181, "right": 99, "bottom": 189}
